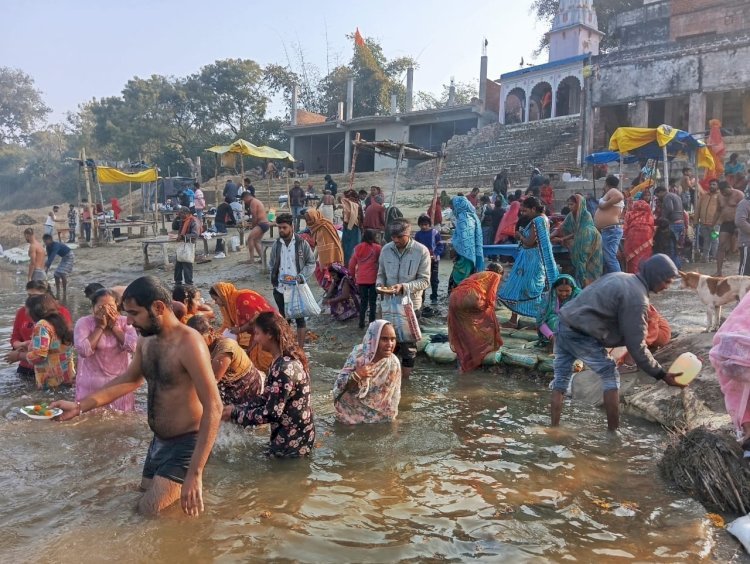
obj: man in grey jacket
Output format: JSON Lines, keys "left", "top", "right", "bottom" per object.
{"left": 735, "top": 192, "right": 750, "bottom": 276}
{"left": 269, "top": 213, "right": 316, "bottom": 346}
{"left": 376, "top": 218, "right": 431, "bottom": 378}
{"left": 550, "top": 254, "right": 685, "bottom": 432}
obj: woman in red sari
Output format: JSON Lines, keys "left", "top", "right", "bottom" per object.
{"left": 494, "top": 200, "right": 520, "bottom": 243}
{"left": 447, "top": 265, "right": 504, "bottom": 373}
{"left": 210, "top": 282, "right": 275, "bottom": 372}
{"left": 622, "top": 199, "right": 655, "bottom": 274}
{"left": 426, "top": 197, "right": 443, "bottom": 225}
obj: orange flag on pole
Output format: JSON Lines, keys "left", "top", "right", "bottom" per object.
{"left": 354, "top": 27, "right": 365, "bottom": 47}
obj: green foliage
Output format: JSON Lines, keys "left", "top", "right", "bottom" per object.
{"left": 415, "top": 81, "right": 478, "bottom": 111}
{"left": 0, "top": 67, "right": 51, "bottom": 144}
{"left": 0, "top": 34, "right": 420, "bottom": 211}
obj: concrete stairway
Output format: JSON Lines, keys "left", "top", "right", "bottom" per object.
{"left": 407, "top": 116, "right": 582, "bottom": 189}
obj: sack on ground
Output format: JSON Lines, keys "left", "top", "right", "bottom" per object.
{"left": 285, "top": 281, "right": 321, "bottom": 319}
{"left": 381, "top": 289, "right": 422, "bottom": 343}
{"left": 176, "top": 242, "right": 195, "bottom": 263}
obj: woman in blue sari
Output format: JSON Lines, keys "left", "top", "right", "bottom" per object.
{"left": 498, "top": 196, "right": 559, "bottom": 327}
{"left": 450, "top": 195, "right": 485, "bottom": 291}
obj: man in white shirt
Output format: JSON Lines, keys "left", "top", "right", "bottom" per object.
{"left": 44, "top": 206, "right": 62, "bottom": 237}
{"left": 269, "top": 213, "right": 316, "bottom": 346}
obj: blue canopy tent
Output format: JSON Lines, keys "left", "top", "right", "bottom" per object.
{"left": 583, "top": 152, "right": 639, "bottom": 197}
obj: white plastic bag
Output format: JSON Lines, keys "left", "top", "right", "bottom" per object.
{"left": 728, "top": 514, "right": 750, "bottom": 553}
{"left": 381, "top": 288, "right": 422, "bottom": 343}
{"left": 284, "top": 280, "right": 321, "bottom": 319}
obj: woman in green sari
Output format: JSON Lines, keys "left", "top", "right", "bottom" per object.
{"left": 552, "top": 194, "right": 602, "bottom": 287}
{"left": 537, "top": 274, "right": 580, "bottom": 346}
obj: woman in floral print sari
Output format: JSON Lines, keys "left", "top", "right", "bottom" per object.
{"left": 333, "top": 320, "right": 401, "bottom": 424}
{"left": 7, "top": 293, "right": 75, "bottom": 389}
{"left": 222, "top": 311, "right": 315, "bottom": 457}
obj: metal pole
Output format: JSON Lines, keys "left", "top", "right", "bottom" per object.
{"left": 663, "top": 145, "right": 669, "bottom": 188}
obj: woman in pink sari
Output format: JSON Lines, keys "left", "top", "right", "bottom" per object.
{"left": 622, "top": 199, "right": 655, "bottom": 274}
{"left": 710, "top": 293, "right": 750, "bottom": 448}
{"left": 74, "top": 288, "right": 137, "bottom": 411}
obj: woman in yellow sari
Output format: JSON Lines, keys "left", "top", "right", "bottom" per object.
{"left": 209, "top": 282, "right": 275, "bottom": 372}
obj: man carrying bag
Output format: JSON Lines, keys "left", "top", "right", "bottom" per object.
{"left": 376, "top": 218, "right": 431, "bottom": 379}
{"left": 269, "top": 213, "right": 316, "bottom": 346}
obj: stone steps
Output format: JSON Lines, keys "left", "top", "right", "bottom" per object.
{"left": 408, "top": 117, "right": 581, "bottom": 189}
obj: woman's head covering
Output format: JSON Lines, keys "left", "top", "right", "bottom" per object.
{"left": 305, "top": 208, "right": 322, "bottom": 225}
{"left": 451, "top": 195, "right": 485, "bottom": 274}
{"left": 362, "top": 320, "right": 391, "bottom": 364}
{"left": 211, "top": 282, "right": 240, "bottom": 326}
{"left": 553, "top": 273, "right": 580, "bottom": 290}
{"left": 638, "top": 254, "right": 679, "bottom": 292}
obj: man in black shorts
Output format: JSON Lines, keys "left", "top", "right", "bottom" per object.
{"left": 53, "top": 276, "right": 222, "bottom": 517}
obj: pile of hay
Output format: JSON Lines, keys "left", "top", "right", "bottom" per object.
{"left": 13, "top": 214, "right": 36, "bottom": 226}
{"left": 660, "top": 427, "right": 750, "bottom": 514}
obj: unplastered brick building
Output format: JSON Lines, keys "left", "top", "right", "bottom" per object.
{"left": 587, "top": 0, "right": 750, "bottom": 161}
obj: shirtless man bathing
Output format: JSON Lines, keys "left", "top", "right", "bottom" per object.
{"left": 242, "top": 191, "right": 270, "bottom": 265}
{"left": 53, "top": 276, "right": 222, "bottom": 517}
{"left": 24, "top": 228, "right": 46, "bottom": 282}
{"left": 595, "top": 175, "right": 625, "bottom": 273}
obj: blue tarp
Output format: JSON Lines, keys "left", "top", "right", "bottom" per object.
{"left": 584, "top": 151, "right": 639, "bottom": 165}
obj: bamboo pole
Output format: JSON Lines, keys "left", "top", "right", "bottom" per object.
{"left": 430, "top": 144, "right": 446, "bottom": 225}
{"left": 82, "top": 149, "right": 95, "bottom": 245}
{"left": 390, "top": 135, "right": 408, "bottom": 208}
{"left": 76, "top": 160, "right": 83, "bottom": 241}
{"left": 214, "top": 154, "right": 220, "bottom": 207}
{"left": 348, "top": 133, "right": 361, "bottom": 191}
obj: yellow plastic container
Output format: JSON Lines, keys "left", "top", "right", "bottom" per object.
{"left": 670, "top": 352, "right": 702, "bottom": 385}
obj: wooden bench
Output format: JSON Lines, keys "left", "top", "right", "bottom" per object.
{"left": 260, "top": 239, "right": 276, "bottom": 273}
{"left": 141, "top": 238, "right": 171, "bottom": 269}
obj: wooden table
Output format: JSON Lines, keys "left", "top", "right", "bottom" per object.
{"left": 110, "top": 221, "right": 157, "bottom": 238}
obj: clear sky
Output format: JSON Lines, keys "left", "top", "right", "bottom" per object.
{"left": 2, "top": 0, "right": 548, "bottom": 123}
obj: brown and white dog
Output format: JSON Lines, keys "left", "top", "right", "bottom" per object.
{"left": 678, "top": 271, "right": 750, "bottom": 331}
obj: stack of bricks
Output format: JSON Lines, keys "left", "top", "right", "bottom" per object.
{"left": 407, "top": 116, "right": 582, "bottom": 190}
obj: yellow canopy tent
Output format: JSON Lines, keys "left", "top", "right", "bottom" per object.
{"left": 96, "top": 166, "right": 159, "bottom": 218}
{"left": 609, "top": 124, "right": 715, "bottom": 186}
{"left": 206, "top": 139, "right": 295, "bottom": 203}
{"left": 97, "top": 167, "right": 158, "bottom": 184}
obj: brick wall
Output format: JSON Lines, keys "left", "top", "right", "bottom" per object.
{"left": 670, "top": 0, "right": 750, "bottom": 40}
{"left": 407, "top": 116, "right": 582, "bottom": 189}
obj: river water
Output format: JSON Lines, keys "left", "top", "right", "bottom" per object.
{"left": 0, "top": 268, "right": 738, "bottom": 562}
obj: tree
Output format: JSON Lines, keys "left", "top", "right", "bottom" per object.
{"left": 415, "top": 81, "right": 478, "bottom": 111}
{"left": 195, "top": 59, "right": 268, "bottom": 137}
{"left": 530, "top": 0, "right": 642, "bottom": 54}
{"left": 0, "top": 67, "right": 50, "bottom": 144}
